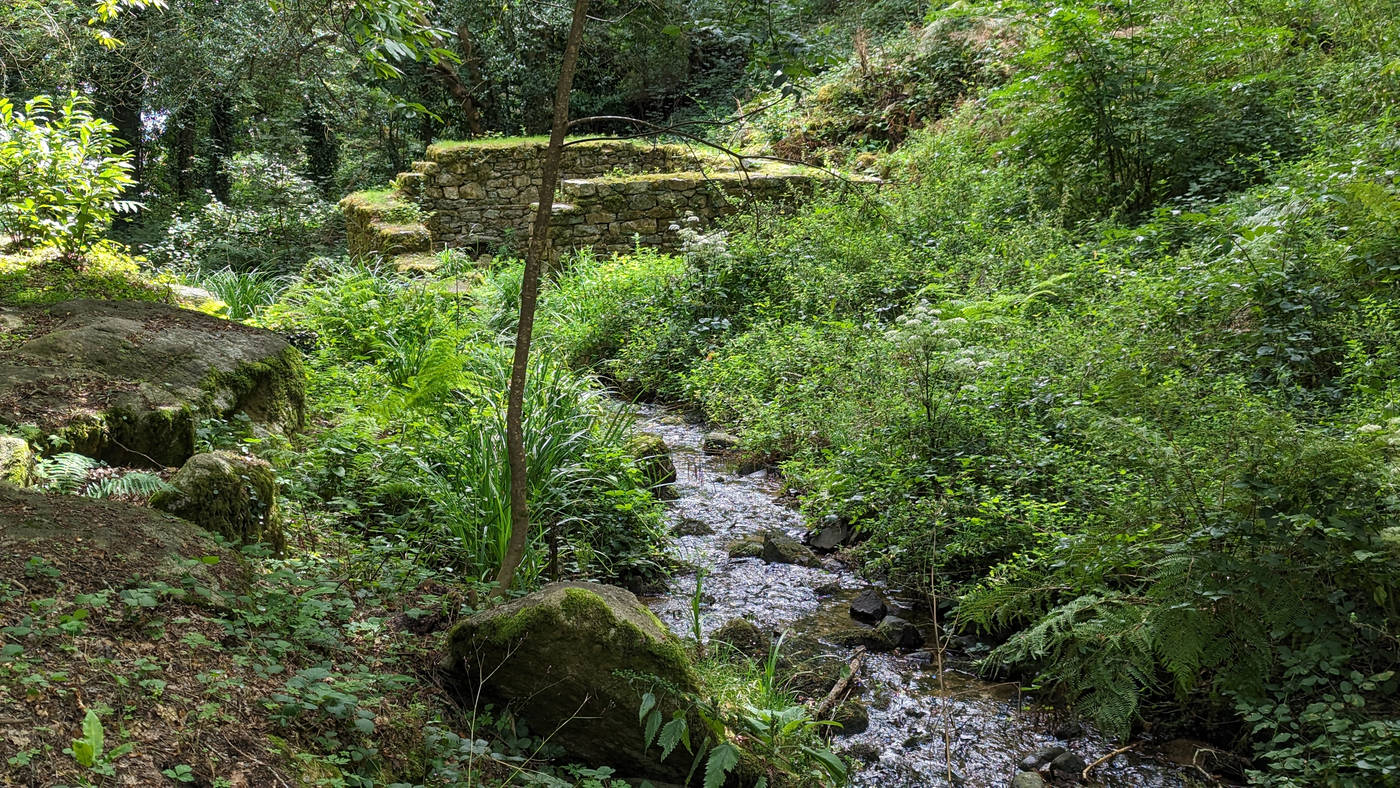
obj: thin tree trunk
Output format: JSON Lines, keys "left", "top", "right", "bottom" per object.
{"left": 493, "top": 0, "right": 590, "bottom": 595}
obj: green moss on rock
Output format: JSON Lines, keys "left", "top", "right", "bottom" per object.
{"left": 0, "top": 435, "right": 33, "bottom": 486}
{"left": 0, "top": 300, "right": 305, "bottom": 468}
{"left": 151, "top": 451, "right": 283, "bottom": 552}
{"left": 627, "top": 432, "right": 677, "bottom": 500}
{"left": 443, "top": 582, "right": 698, "bottom": 779}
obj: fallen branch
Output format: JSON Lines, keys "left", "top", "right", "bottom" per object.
{"left": 1083, "top": 741, "right": 1140, "bottom": 781}
{"left": 814, "top": 646, "right": 865, "bottom": 722}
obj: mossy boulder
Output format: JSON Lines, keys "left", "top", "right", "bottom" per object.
{"left": 442, "top": 582, "right": 698, "bottom": 780}
{"left": 151, "top": 451, "right": 283, "bottom": 551}
{"left": 726, "top": 535, "right": 764, "bottom": 559}
{"left": 761, "top": 530, "right": 822, "bottom": 568}
{"left": 628, "top": 432, "right": 677, "bottom": 499}
{"left": 0, "top": 435, "right": 33, "bottom": 486}
{"left": 0, "top": 484, "right": 248, "bottom": 596}
{"left": 0, "top": 300, "right": 304, "bottom": 468}
{"left": 711, "top": 616, "right": 771, "bottom": 660}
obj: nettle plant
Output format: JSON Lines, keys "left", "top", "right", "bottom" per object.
{"left": 0, "top": 93, "right": 138, "bottom": 258}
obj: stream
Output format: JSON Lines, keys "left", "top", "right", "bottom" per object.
{"left": 633, "top": 405, "right": 1195, "bottom": 788}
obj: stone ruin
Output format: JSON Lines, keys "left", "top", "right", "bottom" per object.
{"left": 340, "top": 138, "right": 853, "bottom": 269}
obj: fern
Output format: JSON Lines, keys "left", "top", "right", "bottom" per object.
{"left": 34, "top": 452, "right": 100, "bottom": 494}
{"left": 88, "top": 472, "right": 176, "bottom": 499}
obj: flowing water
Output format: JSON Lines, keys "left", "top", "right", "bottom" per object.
{"left": 634, "top": 405, "right": 1195, "bottom": 788}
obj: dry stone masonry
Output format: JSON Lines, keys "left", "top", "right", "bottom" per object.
{"left": 341, "top": 138, "right": 860, "bottom": 265}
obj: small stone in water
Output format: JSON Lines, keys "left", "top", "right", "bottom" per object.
{"left": 1053, "top": 719, "right": 1085, "bottom": 740}
{"left": 1011, "top": 772, "right": 1047, "bottom": 788}
{"left": 1018, "top": 746, "right": 1066, "bottom": 771}
{"left": 849, "top": 588, "right": 889, "bottom": 623}
{"left": 1050, "top": 751, "right": 1087, "bottom": 779}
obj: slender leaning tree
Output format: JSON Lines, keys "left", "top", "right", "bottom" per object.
{"left": 493, "top": 0, "right": 591, "bottom": 594}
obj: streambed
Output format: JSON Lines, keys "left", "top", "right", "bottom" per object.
{"left": 633, "top": 405, "right": 1194, "bottom": 788}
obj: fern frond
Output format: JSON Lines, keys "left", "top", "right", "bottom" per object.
{"left": 35, "top": 452, "right": 100, "bottom": 494}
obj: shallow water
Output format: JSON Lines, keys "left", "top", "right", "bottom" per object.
{"left": 634, "top": 405, "right": 1194, "bottom": 788}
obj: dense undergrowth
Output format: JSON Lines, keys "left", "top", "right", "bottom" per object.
{"left": 532, "top": 1, "right": 1400, "bottom": 783}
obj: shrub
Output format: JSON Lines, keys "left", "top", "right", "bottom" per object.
{"left": 0, "top": 93, "right": 138, "bottom": 258}
{"left": 148, "top": 153, "right": 336, "bottom": 274}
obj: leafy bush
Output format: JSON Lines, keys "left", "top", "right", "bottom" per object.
{"left": 0, "top": 93, "right": 138, "bottom": 258}
{"left": 148, "top": 153, "right": 336, "bottom": 274}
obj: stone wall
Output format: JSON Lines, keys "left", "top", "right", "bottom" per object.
{"left": 550, "top": 169, "right": 819, "bottom": 254}
{"left": 344, "top": 138, "right": 861, "bottom": 264}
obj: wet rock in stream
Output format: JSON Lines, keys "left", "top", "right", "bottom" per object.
{"left": 1050, "top": 750, "right": 1088, "bottom": 780}
{"left": 809, "top": 513, "right": 851, "bottom": 551}
{"left": 1011, "top": 772, "right": 1047, "bottom": 788}
{"left": 849, "top": 588, "right": 890, "bottom": 623}
{"left": 1019, "top": 746, "right": 1066, "bottom": 771}
{"left": 711, "top": 617, "right": 771, "bottom": 659}
{"left": 761, "top": 530, "right": 823, "bottom": 567}
{"left": 725, "top": 535, "right": 764, "bottom": 559}
{"left": 700, "top": 430, "right": 740, "bottom": 454}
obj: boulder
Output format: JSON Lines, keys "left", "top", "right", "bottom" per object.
{"left": 442, "top": 582, "right": 698, "bottom": 780}
{"left": 1011, "top": 772, "right": 1046, "bottom": 788}
{"left": 0, "top": 484, "right": 247, "bottom": 597}
{"left": 761, "top": 530, "right": 822, "bottom": 568}
{"left": 711, "top": 617, "right": 771, "bottom": 660}
{"left": 150, "top": 451, "right": 283, "bottom": 552}
{"left": 808, "top": 514, "right": 850, "bottom": 552}
{"left": 849, "top": 588, "right": 889, "bottom": 624}
{"left": 0, "top": 300, "right": 304, "bottom": 468}
{"left": 699, "top": 431, "right": 739, "bottom": 455}
{"left": 0, "top": 435, "right": 33, "bottom": 486}
{"left": 627, "top": 432, "right": 676, "bottom": 500}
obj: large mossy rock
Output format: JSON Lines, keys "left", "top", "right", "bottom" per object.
{"left": 0, "top": 484, "right": 248, "bottom": 596}
{"left": 0, "top": 300, "right": 304, "bottom": 468}
{"left": 443, "top": 582, "right": 698, "bottom": 779}
{"left": 150, "top": 451, "right": 283, "bottom": 551}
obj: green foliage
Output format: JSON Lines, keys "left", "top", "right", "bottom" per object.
{"left": 148, "top": 153, "right": 337, "bottom": 274}
{"left": 535, "top": 5, "right": 1400, "bottom": 780}
{"left": 33, "top": 452, "right": 176, "bottom": 499}
{"left": 257, "top": 260, "right": 668, "bottom": 587}
{"left": 0, "top": 93, "right": 138, "bottom": 258}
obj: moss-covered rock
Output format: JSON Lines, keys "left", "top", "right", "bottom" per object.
{"left": 0, "top": 300, "right": 304, "bottom": 467}
{"left": 442, "top": 582, "right": 698, "bottom": 780}
{"left": 628, "top": 432, "right": 676, "bottom": 499}
{"left": 0, "top": 435, "right": 33, "bottom": 486}
{"left": 711, "top": 617, "right": 771, "bottom": 660}
{"left": 726, "top": 535, "right": 765, "bottom": 559}
{"left": 761, "top": 530, "right": 822, "bottom": 568}
{"left": 151, "top": 451, "right": 283, "bottom": 551}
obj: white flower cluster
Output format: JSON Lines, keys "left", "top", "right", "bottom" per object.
{"left": 669, "top": 213, "right": 733, "bottom": 266}
{"left": 883, "top": 301, "right": 986, "bottom": 378}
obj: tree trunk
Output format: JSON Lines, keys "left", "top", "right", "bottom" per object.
{"left": 170, "top": 104, "right": 197, "bottom": 198}
{"left": 208, "top": 93, "right": 234, "bottom": 203}
{"left": 493, "top": 0, "right": 590, "bottom": 595}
